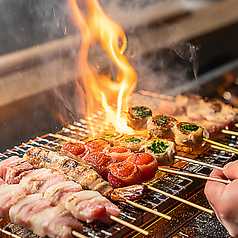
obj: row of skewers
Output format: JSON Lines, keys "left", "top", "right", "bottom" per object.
{"left": 0, "top": 97, "right": 237, "bottom": 237}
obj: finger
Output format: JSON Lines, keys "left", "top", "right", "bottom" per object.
{"left": 204, "top": 169, "right": 227, "bottom": 207}
{"left": 223, "top": 161, "right": 238, "bottom": 180}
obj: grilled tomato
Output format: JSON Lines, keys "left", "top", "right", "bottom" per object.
{"left": 108, "top": 161, "right": 142, "bottom": 188}
{"left": 127, "top": 153, "right": 158, "bottom": 181}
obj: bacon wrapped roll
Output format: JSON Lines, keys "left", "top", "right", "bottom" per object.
{"left": 127, "top": 106, "right": 152, "bottom": 130}
{"left": 104, "top": 146, "right": 133, "bottom": 162}
{"left": 147, "top": 115, "right": 178, "bottom": 139}
{"left": 173, "top": 122, "right": 209, "bottom": 147}
{"left": 141, "top": 139, "right": 175, "bottom": 166}
{"left": 85, "top": 138, "right": 110, "bottom": 153}
{"left": 114, "top": 134, "right": 149, "bottom": 152}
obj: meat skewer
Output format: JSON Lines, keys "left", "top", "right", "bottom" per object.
{"left": 23, "top": 147, "right": 113, "bottom": 197}
{"left": 0, "top": 159, "right": 150, "bottom": 237}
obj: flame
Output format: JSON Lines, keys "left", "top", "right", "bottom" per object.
{"left": 68, "top": 0, "right": 136, "bottom": 136}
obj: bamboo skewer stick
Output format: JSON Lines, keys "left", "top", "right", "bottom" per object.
{"left": 203, "top": 138, "right": 238, "bottom": 153}
{"left": 222, "top": 129, "right": 238, "bottom": 137}
{"left": 235, "top": 123, "right": 238, "bottom": 128}
{"left": 158, "top": 167, "right": 231, "bottom": 184}
{"left": 110, "top": 215, "right": 149, "bottom": 236}
{"left": 147, "top": 185, "right": 214, "bottom": 214}
{"left": 72, "top": 231, "right": 88, "bottom": 238}
{"left": 211, "top": 145, "right": 238, "bottom": 154}
{"left": 124, "top": 198, "right": 171, "bottom": 220}
{"left": 0, "top": 228, "right": 21, "bottom": 238}
{"left": 175, "top": 155, "right": 223, "bottom": 171}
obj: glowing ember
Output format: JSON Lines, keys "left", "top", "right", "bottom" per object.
{"left": 68, "top": 0, "right": 136, "bottom": 136}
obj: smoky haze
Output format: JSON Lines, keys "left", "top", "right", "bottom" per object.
{"left": 0, "top": 0, "right": 198, "bottom": 151}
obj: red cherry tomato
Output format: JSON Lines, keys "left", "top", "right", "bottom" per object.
{"left": 84, "top": 152, "right": 112, "bottom": 180}
{"left": 62, "top": 142, "right": 85, "bottom": 156}
{"left": 127, "top": 153, "right": 158, "bottom": 181}
{"left": 108, "top": 161, "right": 142, "bottom": 188}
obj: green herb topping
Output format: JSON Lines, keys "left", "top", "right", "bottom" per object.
{"left": 156, "top": 117, "right": 169, "bottom": 125}
{"left": 132, "top": 106, "right": 152, "bottom": 118}
{"left": 125, "top": 137, "right": 142, "bottom": 144}
{"left": 147, "top": 140, "right": 170, "bottom": 154}
{"left": 102, "top": 133, "right": 116, "bottom": 139}
{"left": 181, "top": 124, "right": 199, "bottom": 132}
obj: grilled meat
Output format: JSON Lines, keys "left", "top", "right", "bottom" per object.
{"left": 127, "top": 106, "right": 152, "bottom": 130}
{"left": 23, "top": 147, "right": 113, "bottom": 197}
{"left": 147, "top": 115, "right": 178, "bottom": 139}
{"left": 85, "top": 138, "right": 110, "bottom": 153}
{"left": 114, "top": 133, "right": 149, "bottom": 152}
{"left": 173, "top": 122, "right": 208, "bottom": 147}
{"left": 104, "top": 146, "right": 133, "bottom": 162}
{"left": 141, "top": 139, "right": 176, "bottom": 166}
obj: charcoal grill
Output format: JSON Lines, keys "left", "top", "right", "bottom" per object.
{"left": 0, "top": 106, "right": 237, "bottom": 238}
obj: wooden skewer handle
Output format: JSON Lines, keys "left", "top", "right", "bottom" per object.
{"left": 158, "top": 167, "right": 231, "bottom": 184}
{"left": 222, "top": 129, "right": 238, "bottom": 137}
{"left": 72, "top": 230, "right": 88, "bottom": 238}
{"left": 211, "top": 145, "right": 238, "bottom": 155}
{"left": 204, "top": 138, "right": 238, "bottom": 153}
{"left": 147, "top": 186, "right": 214, "bottom": 215}
{"left": 110, "top": 215, "right": 149, "bottom": 236}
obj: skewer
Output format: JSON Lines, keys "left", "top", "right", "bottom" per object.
{"left": 211, "top": 145, "right": 238, "bottom": 154}
{"left": 147, "top": 185, "right": 214, "bottom": 214}
{"left": 0, "top": 228, "right": 21, "bottom": 238}
{"left": 122, "top": 197, "right": 171, "bottom": 220}
{"left": 110, "top": 215, "right": 149, "bottom": 236}
{"left": 175, "top": 155, "right": 223, "bottom": 171}
{"left": 72, "top": 231, "right": 88, "bottom": 238}
{"left": 235, "top": 123, "right": 238, "bottom": 128}
{"left": 222, "top": 129, "right": 238, "bottom": 137}
{"left": 158, "top": 167, "right": 231, "bottom": 184}
{"left": 203, "top": 138, "right": 238, "bottom": 153}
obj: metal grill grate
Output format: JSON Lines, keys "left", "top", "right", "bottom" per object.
{"left": 0, "top": 115, "right": 237, "bottom": 238}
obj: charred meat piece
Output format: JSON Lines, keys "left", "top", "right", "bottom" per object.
{"left": 127, "top": 153, "right": 158, "bottom": 181}
{"left": 23, "top": 147, "right": 113, "bottom": 197}
{"left": 84, "top": 152, "right": 113, "bottom": 180}
{"left": 104, "top": 146, "right": 133, "bottom": 162}
{"left": 127, "top": 106, "right": 152, "bottom": 130}
{"left": 114, "top": 133, "right": 149, "bottom": 152}
{"left": 86, "top": 138, "right": 110, "bottom": 153}
{"left": 147, "top": 115, "right": 178, "bottom": 139}
{"left": 111, "top": 184, "right": 147, "bottom": 201}
{"left": 142, "top": 139, "right": 175, "bottom": 166}
{"left": 108, "top": 161, "right": 142, "bottom": 188}
{"left": 173, "top": 122, "right": 208, "bottom": 147}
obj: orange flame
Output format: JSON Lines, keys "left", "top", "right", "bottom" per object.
{"left": 68, "top": 0, "right": 137, "bottom": 135}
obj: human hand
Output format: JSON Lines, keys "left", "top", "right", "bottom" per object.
{"left": 205, "top": 160, "right": 238, "bottom": 238}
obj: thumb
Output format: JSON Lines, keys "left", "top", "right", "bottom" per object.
{"left": 223, "top": 161, "right": 238, "bottom": 180}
